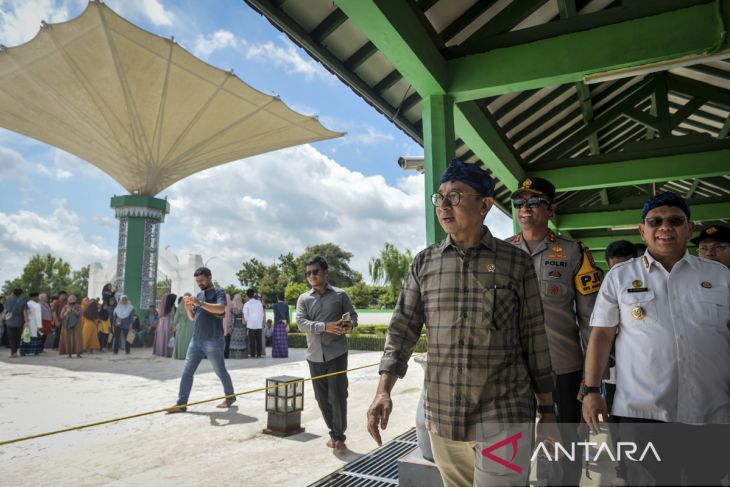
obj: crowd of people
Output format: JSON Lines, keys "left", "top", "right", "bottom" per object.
{"left": 0, "top": 283, "right": 292, "bottom": 361}
{"left": 2, "top": 159, "right": 729, "bottom": 486}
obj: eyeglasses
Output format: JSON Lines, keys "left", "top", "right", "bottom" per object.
{"left": 304, "top": 269, "right": 321, "bottom": 277}
{"left": 512, "top": 197, "right": 550, "bottom": 209}
{"left": 431, "top": 190, "right": 483, "bottom": 207}
{"left": 644, "top": 216, "right": 687, "bottom": 228}
{"left": 698, "top": 243, "right": 730, "bottom": 254}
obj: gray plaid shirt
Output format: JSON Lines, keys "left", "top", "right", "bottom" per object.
{"left": 380, "top": 227, "right": 554, "bottom": 441}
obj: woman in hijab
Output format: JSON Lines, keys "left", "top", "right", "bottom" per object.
{"left": 112, "top": 295, "right": 136, "bottom": 355}
{"left": 81, "top": 298, "right": 101, "bottom": 353}
{"left": 152, "top": 293, "right": 176, "bottom": 357}
{"left": 102, "top": 283, "right": 115, "bottom": 307}
{"left": 229, "top": 294, "right": 247, "bottom": 359}
{"left": 98, "top": 302, "right": 111, "bottom": 351}
{"left": 58, "top": 294, "right": 83, "bottom": 358}
{"left": 173, "top": 294, "right": 194, "bottom": 360}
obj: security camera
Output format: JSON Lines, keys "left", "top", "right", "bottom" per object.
{"left": 398, "top": 156, "right": 424, "bottom": 173}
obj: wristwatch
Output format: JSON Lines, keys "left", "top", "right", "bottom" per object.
{"left": 582, "top": 384, "right": 602, "bottom": 396}
{"left": 537, "top": 404, "right": 556, "bottom": 415}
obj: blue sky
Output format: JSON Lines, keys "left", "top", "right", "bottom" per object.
{"left": 0, "top": 0, "right": 512, "bottom": 289}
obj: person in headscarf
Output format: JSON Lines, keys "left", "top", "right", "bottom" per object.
{"left": 39, "top": 293, "right": 53, "bottom": 352}
{"left": 271, "top": 294, "right": 290, "bottom": 358}
{"left": 152, "top": 293, "right": 177, "bottom": 357}
{"left": 139, "top": 304, "right": 158, "bottom": 347}
{"left": 102, "top": 283, "right": 115, "bottom": 307}
{"left": 112, "top": 295, "right": 136, "bottom": 355}
{"left": 228, "top": 294, "right": 247, "bottom": 359}
{"left": 98, "top": 302, "right": 112, "bottom": 351}
{"left": 58, "top": 294, "right": 83, "bottom": 358}
{"left": 81, "top": 298, "right": 101, "bottom": 353}
{"left": 173, "top": 294, "right": 195, "bottom": 360}
{"left": 106, "top": 295, "right": 117, "bottom": 351}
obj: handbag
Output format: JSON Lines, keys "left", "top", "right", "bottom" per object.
{"left": 168, "top": 336, "right": 176, "bottom": 349}
{"left": 126, "top": 328, "right": 137, "bottom": 345}
{"left": 21, "top": 326, "right": 31, "bottom": 343}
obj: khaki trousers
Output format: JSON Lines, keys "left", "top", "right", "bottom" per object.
{"left": 429, "top": 425, "right": 532, "bottom": 487}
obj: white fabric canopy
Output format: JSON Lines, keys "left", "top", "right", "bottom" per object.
{"left": 0, "top": 1, "right": 343, "bottom": 195}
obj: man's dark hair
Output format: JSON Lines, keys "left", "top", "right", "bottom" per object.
{"left": 634, "top": 243, "right": 647, "bottom": 254}
{"left": 29, "top": 291, "right": 39, "bottom": 298}
{"left": 305, "top": 255, "right": 328, "bottom": 270}
{"left": 605, "top": 240, "right": 639, "bottom": 262}
{"left": 12, "top": 288, "right": 22, "bottom": 297}
{"left": 277, "top": 293, "right": 284, "bottom": 301}
{"left": 58, "top": 290, "right": 68, "bottom": 296}
{"left": 246, "top": 289, "right": 255, "bottom": 298}
{"left": 193, "top": 267, "right": 212, "bottom": 277}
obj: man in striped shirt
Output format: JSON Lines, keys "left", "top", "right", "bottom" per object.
{"left": 367, "top": 159, "right": 558, "bottom": 487}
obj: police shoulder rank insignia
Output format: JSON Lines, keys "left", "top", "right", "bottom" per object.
{"left": 701, "top": 281, "right": 712, "bottom": 289}
{"left": 487, "top": 264, "right": 496, "bottom": 273}
{"left": 575, "top": 243, "right": 603, "bottom": 295}
{"left": 707, "top": 227, "right": 717, "bottom": 235}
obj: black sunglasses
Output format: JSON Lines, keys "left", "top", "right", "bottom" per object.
{"left": 305, "top": 269, "right": 321, "bottom": 277}
{"left": 644, "top": 216, "right": 687, "bottom": 228}
{"left": 513, "top": 197, "right": 550, "bottom": 209}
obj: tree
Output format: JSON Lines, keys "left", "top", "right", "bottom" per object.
{"left": 2, "top": 254, "right": 82, "bottom": 296}
{"left": 297, "top": 243, "right": 359, "bottom": 288}
{"left": 344, "top": 281, "right": 374, "bottom": 308}
{"left": 236, "top": 258, "right": 267, "bottom": 289}
{"left": 284, "top": 281, "right": 309, "bottom": 306}
{"left": 368, "top": 243, "right": 413, "bottom": 298}
{"left": 69, "top": 265, "right": 90, "bottom": 298}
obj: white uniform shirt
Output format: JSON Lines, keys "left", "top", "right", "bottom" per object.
{"left": 243, "top": 299, "right": 264, "bottom": 330}
{"left": 591, "top": 251, "right": 730, "bottom": 424}
{"left": 26, "top": 300, "right": 42, "bottom": 337}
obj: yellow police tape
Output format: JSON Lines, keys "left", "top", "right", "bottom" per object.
{"left": 0, "top": 356, "right": 412, "bottom": 447}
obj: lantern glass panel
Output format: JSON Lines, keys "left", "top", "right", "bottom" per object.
{"left": 266, "top": 395, "right": 276, "bottom": 412}
{"left": 277, "top": 397, "right": 286, "bottom": 412}
{"left": 295, "top": 395, "right": 303, "bottom": 411}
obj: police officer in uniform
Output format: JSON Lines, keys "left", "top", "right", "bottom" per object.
{"left": 506, "top": 177, "right": 602, "bottom": 486}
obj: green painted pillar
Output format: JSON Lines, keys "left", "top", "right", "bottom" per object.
{"left": 511, "top": 205, "right": 520, "bottom": 235}
{"left": 423, "top": 95, "right": 454, "bottom": 245}
{"left": 110, "top": 195, "right": 170, "bottom": 314}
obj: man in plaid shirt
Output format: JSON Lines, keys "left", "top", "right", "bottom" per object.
{"left": 367, "top": 159, "right": 559, "bottom": 486}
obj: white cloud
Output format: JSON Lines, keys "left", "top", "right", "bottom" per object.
{"left": 243, "top": 36, "right": 334, "bottom": 82}
{"left": 161, "top": 144, "right": 425, "bottom": 287}
{"left": 346, "top": 126, "right": 395, "bottom": 145}
{"left": 0, "top": 0, "right": 78, "bottom": 47}
{"left": 192, "top": 29, "right": 240, "bottom": 57}
{"left": 0, "top": 1, "right": 174, "bottom": 48}
{"left": 105, "top": 0, "right": 174, "bottom": 27}
{"left": 0, "top": 200, "right": 114, "bottom": 283}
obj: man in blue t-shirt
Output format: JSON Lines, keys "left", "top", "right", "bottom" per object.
{"left": 167, "top": 267, "right": 235, "bottom": 413}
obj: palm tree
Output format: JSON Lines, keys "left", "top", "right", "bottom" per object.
{"left": 368, "top": 243, "right": 413, "bottom": 297}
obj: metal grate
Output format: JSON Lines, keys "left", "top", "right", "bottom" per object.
{"left": 309, "top": 428, "right": 419, "bottom": 486}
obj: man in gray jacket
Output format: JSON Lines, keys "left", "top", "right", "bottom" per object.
{"left": 296, "top": 255, "right": 357, "bottom": 453}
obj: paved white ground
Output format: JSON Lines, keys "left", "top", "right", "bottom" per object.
{"left": 0, "top": 347, "right": 423, "bottom": 486}
{"left": 0, "top": 346, "right": 621, "bottom": 486}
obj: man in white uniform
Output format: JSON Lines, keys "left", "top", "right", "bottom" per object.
{"left": 582, "top": 192, "right": 730, "bottom": 486}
